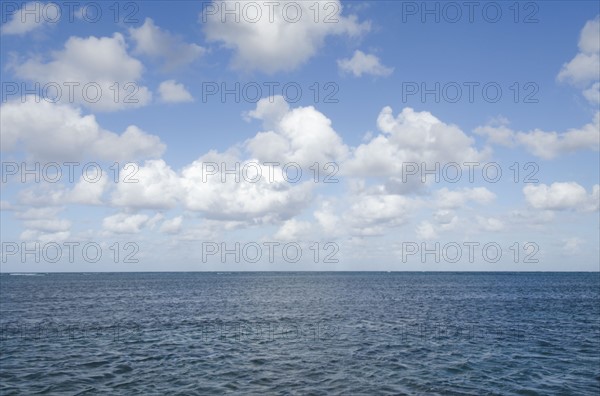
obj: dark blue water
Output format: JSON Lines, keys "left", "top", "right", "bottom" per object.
{"left": 1, "top": 272, "right": 599, "bottom": 395}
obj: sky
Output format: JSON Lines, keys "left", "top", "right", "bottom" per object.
{"left": 0, "top": 0, "right": 599, "bottom": 272}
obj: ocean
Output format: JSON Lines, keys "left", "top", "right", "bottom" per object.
{"left": 1, "top": 272, "right": 599, "bottom": 395}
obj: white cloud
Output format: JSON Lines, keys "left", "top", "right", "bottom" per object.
{"left": 146, "top": 213, "right": 164, "bottom": 230}
{"left": 477, "top": 216, "right": 504, "bottom": 232}
{"left": 12, "top": 33, "right": 152, "bottom": 111}
{"left": 478, "top": 19, "right": 600, "bottom": 156}
{"left": 558, "top": 16, "right": 600, "bottom": 85}
{"left": 16, "top": 207, "right": 63, "bottom": 220}
{"left": 563, "top": 237, "right": 585, "bottom": 254}
{"left": 180, "top": 152, "right": 314, "bottom": 223}
{"left": 129, "top": 18, "right": 205, "bottom": 70}
{"left": 433, "top": 210, "right": 457, "bottom": 225}
{"left": 558, "top": 16, "right": 600, "bottom": 104}
{"left": 345, "top": 107, "right": 486, "bottom": 178}
{"left": 474, "top": 117, "right": 515, "bottom": 147}
{"left": 558, "top": 52, "right": 600, "bottom": 86}
{"left": 314, "top": 200, "right": 341, "bottom": 235}
{"left": 19, "top": 230, "right": 70, "bottom": 243}
{"left": 344, "top": 193, "right": 417, "bottom": 236}
{"left": 246, "top": 96, "right": 349, "bottom": 167}
{"left": 508, "top": 209, "right": 555, "bottom": 226}
{"left": 579, "top": 16, "right": 600, "bottom": 54}
{"left": 160, "top": 217, "right": 183, "bottom": 234}
{"left": 14, "top": 206, "right": 71, "bottom": 241}
{"left": 274, "top": 219, "right": 312, "bottom": 240}
{"left": 337, "top": 50, "right": 393, "bottom": 77}
{"left": 435, "top": 187, "right": 495, "bottom": 209}
{"left": 475, "top": 112, "right": 600, "bottom": 159}
{"left": 383, "top": 175, "right": 428, "bottom": 195}
{"left": 0, "top": 98, "right": 165, "bottom": 162}
{"left": 103, "top": 213, "right": 150, "bottom": 234}
{"left": 17, "top": 185, "right": 67, "bottom": 207}
{"left": 515, "top": 112, "right": 600, "bottom": 159}
{"left": 202, "top": 0, "right": 370, "bottom": 73}
{"left": 69, "top": 174, "right": 109, "bottom": 205}
{"left": 22, "top": 218, "right": 71, "bottom": 233}
{"left": 111, "top": 151, "right": 315, "bottom": 224}
{"left": 1, "top": 2, "right": 52, "bottom": 35}
{"left": 112, "top": 160, "right": 181, "bottom": 210}
{"left": 415, "top": 212, "right": 494, "bottom": 242}
{"left": 158, "top": 80, "right": 194, "bottom": 103}
{"left": 416, "top": 221, "right": 438, "bottom": 240}
{"left": 583, "top": 82, "right": 600, "bottom": 104}
{"left": 523, "top": 182, "right": 599, "bottom": 211}
{"left": 13, "top": 175, "right": 108, "bottom": 207}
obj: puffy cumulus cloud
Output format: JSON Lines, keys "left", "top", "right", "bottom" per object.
{"left": 160, "top": 216, "right": 183, "bottom": 234}
{"left": 1, "top": 1, "right": 52, "bottom": 35}
{"left": 558, "top": 16, "right": 599, "bottom": 106}
{"left": 14, "top": 206, "right": 71, "bottom": 242}
{"left": 435, "top": 187, "right": 495, "bottom": 209}
{"left": 476, "top": 216, "right": 504, "bottom": 232}
{"left": 433, "top": 209, "right": 457, "bottom": 225}
{"left": 382, "top": 175, "right": 428, "bottom": 195}
{"left": 523, "top": 182, "right": 599, "bottom": 211}
{"left": 337, "top": 50, "right": 393, "bottom": 77}
{"left": 14, "top": 174, "right": 108, "bottom": 207}
{"left": 416, "top": 213, "right": 497, "bottom": 241}
{"left": 583, "top": 82, "right": 600, "bottom": 104}
{"left": 15, "top": 207, "right": 63, "bottom": 221}
{"left": 244, "top": 94, "right": 290, "bottom": 129}
{"left": 17, "top": 185, "right": 68, "bottom": 207}
{"left": 202, "top": 0, "right": 370, "bottom": 73}
{"left": 508, "top": 209, "right": 555, "bottom": 228}
{"left": 558, "top": 16, "right": 600, "bottom": 86}
{"left": 415, "top": 221, "right": 438, "bottom": 240}
{"left": 111, "top": 152, "right": 315, "bottom": 225}
{"left": 314, "top": 185, "right": 492, "bottom": 241}
{"left": 562, "top": 237, "right": 585, "bottom": 255}
{"left": 147, "top": 213, "right": 164, "bottom": 229}
{"left": 274, "top": 219, "right": 313, "bottom": 241}
{"left": 175, "top": 219, "right": 246, "bottom": 242}
{"left": 158, "top": 80, "right": 194, "bottom": 103}
{"left": 345, "top": 107, "right": 486, "bottom": 178}
{"left": 19, "top": 230, "right": 70, "bottom": 243}
{"left": 515, "top": 112, "right": 600, "bottom": 159}
{"left": 180, "top": 152, "right": 314, "bottom": 223}
{"left": 474, "top": 112, "right": 600, "bottom": 159}
{"left": 102, "top": 213, "right": 151, "bottom": 234}
{"left": 129, "top": 18, "right": 205, "bottom": 70}
{"left": 558, "top": 49, "right": 600, "bottom": 86}
{"left": 112, "top": 160, "right": 181, "bottom": 210}
{"left": 579, "top": 16, "right": 600, "bottom": 54}
{"left": 477, "top": 18, "right": 600, "bottom": 157}
{"left": 314, "top": 200, "right": 341, "bottom": 236}
{"left": 245, "top": 96, "right": 348, "bottom": 167}
{"left": 66, "top": 97, "right": 355, "bottom": 226}
{"left": 473, "top": 116, "right": 515, "bottom": 147}
{"left": 344, "top": 193, "right": 417, "bottom": 236}
{"left": 22, "top": 218, "right": 71, "bottom": 233}
{"left": 12, "top": 33, "right": 152, "bottom": 111}
{"left": 0, "top": 98, "right": 165, "bottom": 162}
{"left": 423, "top": 209, "right": 460, "bottom": 238}
{"left": 69, "top": 173, "right": 109, "bottom": 205}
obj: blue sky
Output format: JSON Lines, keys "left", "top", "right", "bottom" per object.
{"left": 1, "top": 1, "right": 599, "bottom": 271}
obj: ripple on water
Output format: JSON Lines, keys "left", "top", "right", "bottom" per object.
{"left": 1, "top": 272, "right": 599, "bottom": 394}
